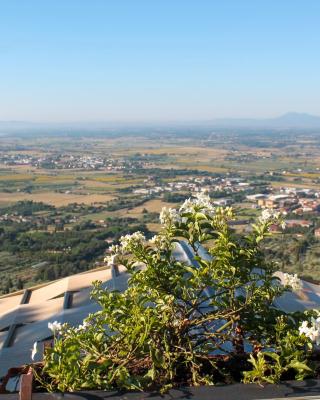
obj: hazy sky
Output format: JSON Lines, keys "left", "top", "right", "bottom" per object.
{"left": 0, "top": 0, "right": 320, "bottom": 122}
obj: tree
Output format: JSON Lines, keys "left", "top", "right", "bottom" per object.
{"left": 16, "top": 277, "right": 23, "bottom": 290}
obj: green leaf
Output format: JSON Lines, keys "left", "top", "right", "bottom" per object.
{"left": 287, "top": 360, "right": 312, "bottom": 372}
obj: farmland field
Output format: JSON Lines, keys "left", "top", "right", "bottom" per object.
{"left": 1, "top": 130, "right": 320, "bottom": 294}
{"left": 0, "top": 191, "right": 115, "bottom": 206}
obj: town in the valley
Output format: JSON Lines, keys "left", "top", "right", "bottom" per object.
{"left": 1, "top": 129, "right": 320, "bottom": 294}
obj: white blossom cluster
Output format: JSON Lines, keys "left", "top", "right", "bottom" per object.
{"left": 74, "top": 320, "right": 91, "bottom": 333}
{"left": 104, "top": 244, "right": 123, "bottom": 266}
{"left": 258, "top": 209, "right": 286, "bottom": 230}
{"left": 31, "top": 320, "right": 91, "bottom": 360}
{"left": 159, "top": 207, "right": 182, "bottom": 225}
{"left": 48, "top": 320, "right": 63, "bottom": 333}
{"left": 180, "top": 191, "right": 215, "bottom": 216}
{"left": 109, "top": 244, "right": 122, "bottom": 254}
{"left": 120, "top": 231, "right": 146, "bottom": 251}
{"left": 158, "top": 191, "right": 216, "bottom": 227}
{"left": 104, "top": 233, "right": 145, "bottom": 266}
{"left": 104, "top": 254, "right": 117, "bottom": 266}
{"left": 259, "top": 209, "right": 279, "bottom": 222}
{"left": 149, "top": 234, "right": 171, "bottom": 250}
{"left": 299, "top": 316, "right": 320, "bottom": 345}
{"left": 32, "top": 321, "right": 63, "bottom": 361}
{"left": 282, "top": 273, "right": 302, "bottom": 291}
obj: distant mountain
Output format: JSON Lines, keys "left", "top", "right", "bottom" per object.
{"left": 1, "top": 112, "right": 320, "bottom": 135}
{"left": 209, "top": 112, "right": 320, "bottom": 129}
{"left": 270, "top": 112, "right": 320, "bottom": 127}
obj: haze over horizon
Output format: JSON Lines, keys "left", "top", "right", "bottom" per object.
{"left": 2, "top": 112, "right": 320, "bottom": 133}
{"left": 1, "top": 1, "right": 320, "bottom": 123}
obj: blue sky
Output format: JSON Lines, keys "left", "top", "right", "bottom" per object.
{"left": 0, "top": 0, "right": 319, "bottom": 122}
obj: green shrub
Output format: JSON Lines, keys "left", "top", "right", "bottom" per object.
{"left": 36, "top": 193, "right": 316, "bottom": 392}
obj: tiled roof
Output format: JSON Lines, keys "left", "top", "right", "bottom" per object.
{"left": 0, "top": 265, "right": 130, "bottom": 377}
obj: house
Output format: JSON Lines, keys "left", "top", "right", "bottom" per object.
{"left": 213, "top": 198, "right": 233, "bottom": 206}
{"left": 133, "top": 188, "right": 149, "bottom": 195}
{"left": 258, "top": 195, "right": 296, "bottom": 209}
{"left": 285, "top": 219, "right": 313, "bottom": 229}
{"left": 246, "top": 194, "right": 267, "bottom": 202}
{"left": 269, "top": 224, "right": 282, "bottom": 233}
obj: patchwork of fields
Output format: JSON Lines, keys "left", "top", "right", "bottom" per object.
{"left": 1, "top": 131, "right": 320, "bottom": 294}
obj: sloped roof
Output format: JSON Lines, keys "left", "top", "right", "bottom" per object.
{"left": 274, "top": 271, "right": 320, "bottom": 313}
{"left": 0, "top": 266, "right": 129, "bottom": 377}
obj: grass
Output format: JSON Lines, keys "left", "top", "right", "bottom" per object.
{"left": 285, "top": 172, "right": 320, "bottom": 179}
{"left": 146, "top": 222, "right": 161, "bottom": 233}
{"left": 0, "top": 173, "right": 35, "bottom": 181}
{"left": 125, "top": 199, "right": 179, "bottom": 216}
{"left": 34, "top": 175, "right": 76, "bottom": 183}
{"left": 0, "top": 192, "right": 115, "bottom": 206}
{"left": 79, "top": 210, "right": 114, "bottom": 222}
{"left": 271, "top": 181, "right": 320, "bottom": 189}
{"left": 182, "top": 165, "right": 230, "bottom": 173}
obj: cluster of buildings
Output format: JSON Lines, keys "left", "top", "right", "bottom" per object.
{"left": 247, "top": 194, "right": 298, "bottom": 209}
{"left": 247, "top": 187, "right": 320, "bottom": 213}
{"left": 0, "top": 214, "right": 30, "bottom": 224}
{"left": 0, "top": 153, "right": 150, "bottom": 171}
{"left": 247, "top": 187, "right": 320, "bottom": 232}
{"left": 134, "top": 176, "right": 252, "bottom": 197}
{"left": 0, "top": 212, "right": 77, "bottom": 228}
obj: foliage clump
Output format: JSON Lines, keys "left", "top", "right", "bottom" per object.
{"left": 36, "top": 192, "right": 318, "bottom": 392}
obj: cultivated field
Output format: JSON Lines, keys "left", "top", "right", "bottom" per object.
{"left": 1, "top": 131, "right": 320, "bottom": 294}
{"left": 0, "top": 192, "right": 115, "bottom": 206}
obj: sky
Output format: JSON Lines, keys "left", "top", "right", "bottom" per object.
{"left": 0, "top": 0, "right": 320, "bottom": 123}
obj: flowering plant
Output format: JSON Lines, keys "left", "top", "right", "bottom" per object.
{"left": 37, "top": 194, "right": 316, "bottom": 392}
{"left": 282, "top": 273, "right": 302, "bottom": 292}
{"left": 299, "top": 310, "right": 320, "bottom": 346}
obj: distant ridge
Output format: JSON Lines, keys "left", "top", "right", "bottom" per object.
{"left": 1, "top": 112, "right": 320, "bottom": 134}
{"left": 208, "top": 112, "right": 320, "bottom": 128}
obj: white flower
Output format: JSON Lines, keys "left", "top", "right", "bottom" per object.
{"left": 119, "top": 231, "right": 145, "bottom": 251}
{"left": 299, "top": 317, "right": 320, "bottom": 345}
{"left": 48, "top": 320, "right": 62, "bottom": 333}
{"left": 179, "top": 198, "right": 194, "bottom": 213}
{"left": 280, "top": 221, "right": 286, "bottom": 230}
{"left": 159, "top": 207, "right": 182, "bottom": 225}
{"left": 282, "top": 273, "right": 302, "bottom": 291}
{"left": 299, "top": 320, "right": 309, "bottom": 335}
{"left": 258, "top": 209, "right": 282, "bottom": 225}
{"left": 75, "top": 320, "right": 90, "bottom": 332}
{"left": 179, "top": 191, "right": 215, "bottom": 216}
{"left": 259, "top": 209, "right": 273, "bottom": 223}
{"left": 149, "top": 234, "right": 170, "bottom": 250}
{"left": 31, "top": 341, "right": 39, "bottom": 361}
{"left": 104, "top": 254, "right": 117, "bottom": 266}
{"left": 104, "top": 244, "right": 123, "bottom": 265}
{"left": 149, "top": 235, "right": 158, "bottom": 244}
{"left": 195, "top": 190, "right": 211, "bottom": 205}
{"left": 109, "top": 244, "right": 121, "bottom": 254}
